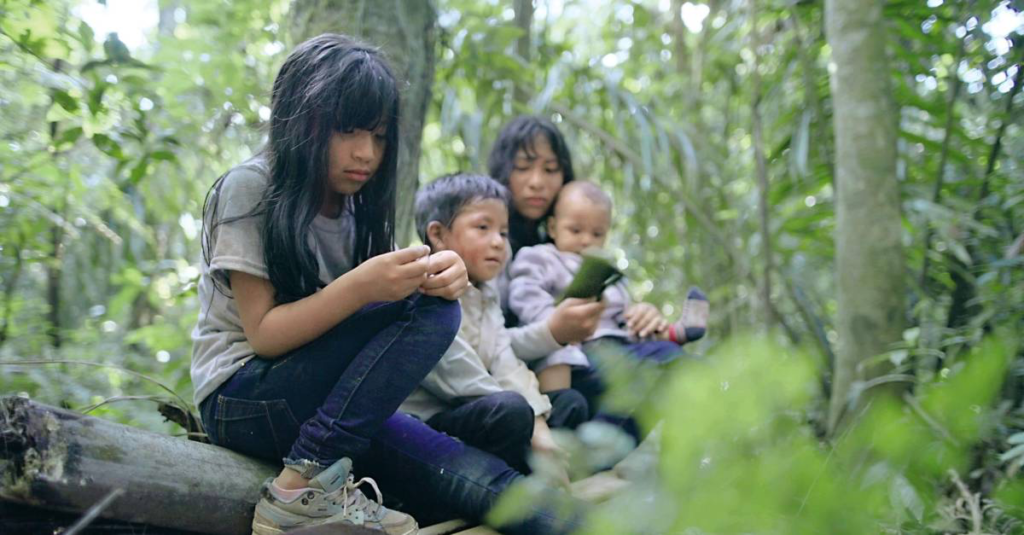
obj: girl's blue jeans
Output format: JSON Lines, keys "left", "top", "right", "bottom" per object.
{"left": 199, "top": 293, "right": 581, "bottom": 534}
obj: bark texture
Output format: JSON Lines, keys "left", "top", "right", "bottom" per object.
{"left": 290, "top": 0, "right": 438, "bottom": 246}
{"left": 749, "top": 0, "right": 776, "bottom": 329}
{"left": 513, "top": 0, "right": 533, "bottom": 106}
{"left": 825, "top": 0, "right": 906, "bottom": 434}
{"left": 0, "top": 397, "right": 277, "bottom": 535}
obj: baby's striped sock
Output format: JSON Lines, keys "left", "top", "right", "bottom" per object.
{"left": 668, "top": 286, "right": 708, "bottom": 345}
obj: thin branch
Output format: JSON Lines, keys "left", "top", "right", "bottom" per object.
{"left": 948, "top": 468, "right": 984, "bottom": 535}
{"left": 903, "top": 392, "right": 960, "bottom": 447}
{"left": 764, "top": 285, "right": 802, "bottom": 345}
{"left": 63, "top": 488, "right": 125, "bottom": 535}
{"left": 171, "top": 431, "right": 211, "bottom": 440}
{"left": 77, "top": 394, "right": 178, "bottom": 415}
{"left": 782, "top": 270, "right": 834, "bottom": 394}
{"left": 0, "top": 359, "right": 192, "bottom": 411}
{"left": 798, "top": 396, "right": 871, "bottom": 517}
{"left": 918, "top": 28, "right": 967, "bottom": 291}
{"left": 859, "top": 373, "right": 917, "bottom": 392}
{"left": 6, "top": 190, "right": 82, "bottom": 240}
{"left": 0, "top": 27, "right": 52, "bottom": 66}
{"left": 1007, "top": 230, "right": 1024, "bottom": 260}
{"left": 976, "top": 44, "right": 1023, "bottom": 208}
{"left": 0, "top": 230, "right": 26, "bottom": 348}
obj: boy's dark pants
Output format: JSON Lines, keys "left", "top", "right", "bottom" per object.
{"left": 572, "top": 337, "right": 683, "bottom": 441}
{"left": 425, "top": 389, "right": 589, "bottom": 473}
{"left": 362, "top": 412, "right": 584, "bottom": 533}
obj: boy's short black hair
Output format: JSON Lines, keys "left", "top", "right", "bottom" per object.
{"left": 415, "top": 172, "right": 511, "bottom": 244}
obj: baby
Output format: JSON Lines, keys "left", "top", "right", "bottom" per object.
{"left": 508, "top": 180, "right": 709, "bottom": 395}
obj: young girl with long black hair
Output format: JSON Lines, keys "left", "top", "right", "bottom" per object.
{"left": 191, "top": 34, "right": 466, "bottom": 535}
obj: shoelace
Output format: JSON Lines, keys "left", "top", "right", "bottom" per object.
{"left": 340, "top": 474, "right": 385, "bottom": 522}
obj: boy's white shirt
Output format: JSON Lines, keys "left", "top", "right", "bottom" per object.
{"left": 400, "top": 279, "right": 557, "bottom": 421}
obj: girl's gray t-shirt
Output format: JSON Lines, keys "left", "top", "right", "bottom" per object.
{"left": 190, "top": 158, "right": 355, "bottom": 407}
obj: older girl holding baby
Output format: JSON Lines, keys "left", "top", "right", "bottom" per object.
{"left": 488, "top": 115, "right": 708, "bottom": 426}
{"left": 486, "top": 116, "right": 608, "bottom": 358}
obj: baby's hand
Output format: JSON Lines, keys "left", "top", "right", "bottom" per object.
{"left": 624, "top": 302, "right": 668, "bottom": 338}
{"left": 548, "top": 298, "right": 606, "bottom": 345}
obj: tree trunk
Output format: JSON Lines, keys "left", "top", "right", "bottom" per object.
{"left": 513, "top": 0, "right": 533, "bottom": 107}
{"left": 290, "top": 0, "right": 438, "bottom": 247}
{"left": 0, "top": 232, "right": 25, "bottom": 348}
{"left": 825, "top": 0, "right": 905, "bottom": 435}
{"left": 670, "top": 0, "right": 689, "bottom": 79}
{"left": 158, "top": 0, "right": 182, "bottom": 36}
{"left": 45, "top": 61, "right": 68, "bottom": 349}
{"left": 748, "top": 0, "right": 776, "bottom": 330}
{"left": 0, "top": 397, "right": 277, "bottom": 535}
{"left": 45, "top": 216, "right": 64, "bottom": 348}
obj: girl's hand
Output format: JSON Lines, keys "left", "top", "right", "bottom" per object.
{"left": 624, "top": 302, "right": 668, "bottom": 338}
{"left": 547, "top": 298, "right": 606, "bottom": 345}
{"left": 352, "top": 245, "right": 431, "bottom": 303}
{"left": 419, "top": 250, "right": 469, "bottom": 300}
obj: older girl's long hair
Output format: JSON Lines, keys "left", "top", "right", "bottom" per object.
{"left": 203, "top": 34, "right": 400, "bottom": 303}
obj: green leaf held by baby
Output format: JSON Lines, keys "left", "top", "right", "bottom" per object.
{"left": 557, "top": 248, "right": 623, "bottom": 303}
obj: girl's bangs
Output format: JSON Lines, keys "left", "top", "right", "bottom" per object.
{"left": 332, "top": 56, "right": 398, "bottom": 133}
{"left": 511, "top": 121, "right": 557, "bottom": 160}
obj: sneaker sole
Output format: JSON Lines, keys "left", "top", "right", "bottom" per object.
{"left": 252, "top": 512, "right": 286, "bottom": 535}
{"left": 252, "top": 510, "right": 419, "bottom": 535}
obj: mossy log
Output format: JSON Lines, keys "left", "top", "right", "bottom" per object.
{"left": 0, "top": 396, "right": 638, "bottom": 534}
{"left": 0, "top": 396, "right": 277, "bottom": 535}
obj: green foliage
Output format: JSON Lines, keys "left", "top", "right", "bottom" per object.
{"left": 492, "top": 334, "right": 1021, "bottom": 534}
{"left": 0, "top": 0, "right": 1021, "bottom": 529}
{"left": 0, "top": 0, "right": 288, "bottom": 429}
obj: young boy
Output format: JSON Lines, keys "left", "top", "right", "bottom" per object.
{"left": 507, "top": 180, "right": 709, "bottom": 397}
{"left": 400, "top": 173, "right": 589, "bottom": 475}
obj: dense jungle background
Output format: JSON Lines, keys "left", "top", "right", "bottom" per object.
{"left": 1, "top": 0, "right": 1023, "bottom": 532}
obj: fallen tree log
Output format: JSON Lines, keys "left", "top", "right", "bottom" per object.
{"left": 0, "top": 396, "right": 643, "bottom": 535}
{"left": 0, "top": 396, "right": 278, "bottom": 535}
{"left": 0, "top": 500, "right": 202, "bottom": 534}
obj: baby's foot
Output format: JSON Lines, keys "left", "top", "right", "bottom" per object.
{"left": 668, "top": 286, "right": 708, "bottom": 345}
